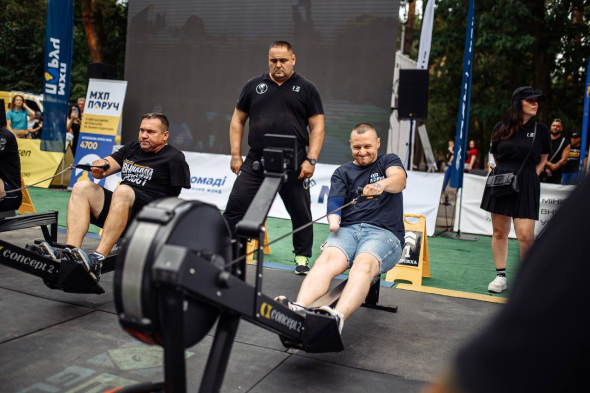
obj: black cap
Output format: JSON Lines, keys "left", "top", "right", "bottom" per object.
{"left": 511, "top": 86, "right": 546, "bottom": 103}
{"left": 571, "top": 132, "right": 581, "bottom": 138}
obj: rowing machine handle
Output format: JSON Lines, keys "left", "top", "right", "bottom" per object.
{"left": 356, "top": 186, "right": 381, "bottom": 201}
{"left": 76, "top": 163, "right": 110, "bottom": 171}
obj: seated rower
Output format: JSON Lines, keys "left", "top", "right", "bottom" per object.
{"left": 0, "top": 124, "right": 23, "bottom": 212}
{"left": 278, "top": 123, "right": 406, "bottom": 333}
{"left": 38, "top": 113, "right": 191, "bottom": 281}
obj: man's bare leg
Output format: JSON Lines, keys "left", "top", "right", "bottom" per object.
{"left": 95, "top": 185, "right": 135, "bottom": 256}
{"left": 0, "top": 178, "right": 6, "bottom": 199}
{"left": 334, "top": 252, "right": 380, "bottom": 320}
{"left": 296, "top": 247, "right": 348, "bottom": 307}
{"left": 66, "top": 181, "right": 105, "bottom": 248}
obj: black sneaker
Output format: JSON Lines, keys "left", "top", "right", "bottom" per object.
{"left": 294, "top": 255, "right": 310, "bottom": 275}
{"left": 37, "top": 242, "right": 72, "bottom": 261}
{"left": 70, "top": 248, "right": 103, "bottom": 281}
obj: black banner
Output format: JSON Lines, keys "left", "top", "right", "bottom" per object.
{"left": 397, "top": 230, "right": 422, "bottom": 267}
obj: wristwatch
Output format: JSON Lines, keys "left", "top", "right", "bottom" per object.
{"left": 305, "top": 157, "right": 317, "bottom": 165}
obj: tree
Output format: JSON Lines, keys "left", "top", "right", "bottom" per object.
{"left": 421, "top": 0, "right": 590, "bottom": 165}
{"left": 0, "top": 0, "right": 47, "bottom": 92}
{"left": 0, "top": 0, "right": 127, "bottom": 104}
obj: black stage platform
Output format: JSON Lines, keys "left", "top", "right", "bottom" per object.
{"left": 0, "top": 228, "right": 502, "bottom": 392}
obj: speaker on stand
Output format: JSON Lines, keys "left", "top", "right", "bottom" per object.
{"left": 398, "top": 69, "right": 429, "bottom": 171}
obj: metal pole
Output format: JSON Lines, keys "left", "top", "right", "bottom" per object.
{"left": 408, "top": 119, "right": 414, "bottom": 171}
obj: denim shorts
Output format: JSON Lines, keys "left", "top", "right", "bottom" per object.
{"left": 321, "top": 223, "right": 402, "bottom": 274}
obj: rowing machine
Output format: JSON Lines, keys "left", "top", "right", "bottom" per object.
{"left": 114, "top": 135, "right": 346, "bottom": 393}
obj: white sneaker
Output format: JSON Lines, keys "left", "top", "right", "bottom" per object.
{"left": 316, "top": 305, "right": 344, "bottom": 334}
{"left": 488, "top": 276, "right": 507, "bottom": 293}
{"left": 274, "top": 296, "right": 306, "bottom": 312}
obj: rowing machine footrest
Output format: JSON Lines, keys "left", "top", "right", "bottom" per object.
{"left": 54, "top": 258, "right": 105, "bottom": 294}
{"left": 279, "top": 310, "right": 344, "bottom": 353}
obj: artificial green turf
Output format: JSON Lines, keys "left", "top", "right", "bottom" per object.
{"left": 23, "top": 187, "right": 521, "bottom": 298}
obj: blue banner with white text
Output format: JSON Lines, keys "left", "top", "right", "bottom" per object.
{"left": 450, "top": 0, "right": 475, "bottom": 189}
{"left": 579, "top": 58, "right": 590, "bottom": 179}
{"left": 41, "top": 0, "right": 74, "bottom": 152}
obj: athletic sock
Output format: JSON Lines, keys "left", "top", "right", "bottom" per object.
{"left": 496, "top": 268, "right": 506, "bottom": 277}
{"left": 92, "top": 252, "right": 106, "bottom": 261}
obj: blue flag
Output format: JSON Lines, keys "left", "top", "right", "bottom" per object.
{"left": 450, "top": 0, "right": 475, "bottom": 189}
{"left": 579, "top": 58, "right": 590, "bottom": 178}
{"left": 41, "top": 0, "right": 74, "bottom": 152}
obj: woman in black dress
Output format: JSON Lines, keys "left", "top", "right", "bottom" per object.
{"left": 481, "top": 86, "right": 550, "bottom": 294}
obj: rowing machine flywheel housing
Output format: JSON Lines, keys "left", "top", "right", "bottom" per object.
{"left": 114, "top": 198, "right": 232, "bottom": 347}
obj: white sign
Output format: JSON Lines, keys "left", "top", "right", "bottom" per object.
{"left": 84, "top": 79, "right": 127, "bottom": 117}
{"left": 105, "top": 153, "right": 444, "bottom": 236}
{"left": 454, "top": 174, "right": 575, "bottom": 238}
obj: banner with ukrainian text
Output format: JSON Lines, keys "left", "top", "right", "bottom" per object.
{"left": 41, "top": 0, "right": 74, "bottom": 153}
{"left": 69, "top": 79, "right": 127, "bottom": 189}
{"left": 450, "top": 0, "right": 475, "bottom": 189}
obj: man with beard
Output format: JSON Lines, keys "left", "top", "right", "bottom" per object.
{"left": 541, "top": 119, "right": 570, "bottom": 184}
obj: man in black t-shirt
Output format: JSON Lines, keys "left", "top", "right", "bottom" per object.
{"left": 561, "top": 132, "right": 588, "bottom": 185}
{"left": 223, "top": 41, "right": 325, "bottom": 275}
{"left": 541, "top": 119, "right": 570, "bottom": 184}
{"left": 0, "top": 126, "right": 23, "bottom": 212}
{"left": 277, "top": 124, "right": 406, "bottom": 334}
{"left": 37, "top": 113, "right": 191, "bottom": 281}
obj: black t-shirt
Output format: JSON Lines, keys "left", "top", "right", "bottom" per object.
{"left": 562, "top": 146, "right": 587, "bottom": 174}
{"left": 455, "top": 176, "right": 590, "bottom": 393}
{"left": 236, "top": 72, "right": 324, "bottom": 153}
{"left": 0, "top": 127, "right": 22, "bottom": 200}
{"left": 110, "top": 142, "right": 191, "bottom": 200}
{"left": 546, "top": 136, "right": 570, "bottom": 177}
{"left": 490, "top": 121, "right": 551, "bottom": 167}
{"left": 328, "top": 154, "right": 406, "bottom": 244}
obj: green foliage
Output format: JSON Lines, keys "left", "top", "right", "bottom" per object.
{"left": 0, "top": 0, "right": 127, "bottom": 104}
{"left": 421, "top": 0, "right": 590, "bottom": 164}
{"left": 0, "top": 0, "right": 47, "bottom": 92}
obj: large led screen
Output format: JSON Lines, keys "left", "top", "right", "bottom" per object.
{"left": 123, "top": 0, "right": 400, "bottom": 164}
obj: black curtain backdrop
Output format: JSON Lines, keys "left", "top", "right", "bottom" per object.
{"left": 123, "top": 0, "right": 400, "bottom": 164}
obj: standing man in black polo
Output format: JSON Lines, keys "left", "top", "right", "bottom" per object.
{"left": 224, "top": 41, "right": 325, "bottom": 274}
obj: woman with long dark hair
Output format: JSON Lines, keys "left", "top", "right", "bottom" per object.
{"left": 481, "top": 87, "right": 550, "bottom": 294}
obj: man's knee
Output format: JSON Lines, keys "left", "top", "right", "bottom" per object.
{"left": 350, "top": 253, "right": 380, "bottom": 276}
{"left": 112, "top": 185, "right": 135, "bottom": 206}
{"left": 72, "top": 180, "right": 101, "bottom": 196}
{"left": 311, "top": 247, "right": 347, "bottom": 272}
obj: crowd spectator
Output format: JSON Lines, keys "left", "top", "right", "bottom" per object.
{"left": 540, "top": 118, "right": 570, "bottom": 184}
{"left": 6, "top": 95, "right": 35, "bottom": 138}
{"left": 465, "top": 140, "right": 478, "bottom": 171}
{"left": 442, "top": 140, "right": 454, "bottom": 193}
{"left": 561, "top": 132, "right": 588, "bottom": 185}
{"left": 67, "top": 104, "right": 81, "bottom": 153}
{"left": 27, "top": 111, "right": 43, "bottom": 139}
{"left": 480, "top": 86, "right": 550, "bottom": 294}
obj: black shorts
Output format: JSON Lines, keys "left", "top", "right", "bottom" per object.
{"left": 91, "top": 186, "right": 154, "bottom": 228}
{"left": 0, "top": 180, "right": 22, "bottom": 212}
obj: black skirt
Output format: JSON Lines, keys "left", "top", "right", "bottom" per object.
{"left": 480, "top": 163, "right": 540, "bottom": 220}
